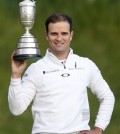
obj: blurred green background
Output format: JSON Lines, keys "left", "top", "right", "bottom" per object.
{"left": 0, "top": 0, "right": 119, "bottom": 133}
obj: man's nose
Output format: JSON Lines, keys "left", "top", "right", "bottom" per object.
{"left": 56, "top": 35, "right": 62, "bottom": 41}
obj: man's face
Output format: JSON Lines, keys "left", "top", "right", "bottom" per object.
{"left": 46, "top": 21, "right": 73, "bottom": 56}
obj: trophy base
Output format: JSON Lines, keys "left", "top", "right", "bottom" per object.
{"left": 14, "top": 36, "right": 41, "bottom": 61}
{"left": 13, "top": 54, "right": 42, "bottom": 61}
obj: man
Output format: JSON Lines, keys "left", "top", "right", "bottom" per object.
{"left": 8, "top": 13, "right": 115, "bottom": 134}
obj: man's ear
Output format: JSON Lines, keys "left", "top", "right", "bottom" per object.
{"left": 71, "top": 31, "right": 74, "bottom": 36}
{"left": 45, "top": 31, "right": 48, "bottom": 40}
{"left": 70, "top": 31, "right": 74, "bottom": 41}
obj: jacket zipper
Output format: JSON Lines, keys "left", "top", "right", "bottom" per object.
{"left": 61, "top": 61, "right": 66, "bottom": 69}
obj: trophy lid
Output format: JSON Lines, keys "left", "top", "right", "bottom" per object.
{"left": 19, "top": 0, "right": 35, "bottom": 6}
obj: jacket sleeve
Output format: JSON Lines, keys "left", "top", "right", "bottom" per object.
{"left": 88, "top": 60, "right": 115, "bottom": 130}
{"left": 8, "top": 65, "right": 37, "bottom": 116}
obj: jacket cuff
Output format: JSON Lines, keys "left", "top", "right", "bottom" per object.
{"left": 10, "top": 77, "right": 21, "bottom": 86}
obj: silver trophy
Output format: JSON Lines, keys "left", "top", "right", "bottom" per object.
{"left": 13, "top": 0, "right": 41, "bottom": 60}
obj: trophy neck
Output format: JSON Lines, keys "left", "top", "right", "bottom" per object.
{"left": 23, "top": 28, "right": 33, "bottom": 37}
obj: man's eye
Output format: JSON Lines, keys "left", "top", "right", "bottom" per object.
{"left": 51, "top": 33, "right": 57, "bottom": 36}
{"left": 62, "top": 32, "right": 68, "bottom": 35}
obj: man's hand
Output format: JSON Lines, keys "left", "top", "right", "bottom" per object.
{"left": 80, "top": 127, "right": 103, "bottom": 134}
{"left": 11, "top": 51, "right": 27, "bottom": 78}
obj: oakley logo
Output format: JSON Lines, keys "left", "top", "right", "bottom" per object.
{"left": 61, "top": 73, "right": 70, "bottom": 77}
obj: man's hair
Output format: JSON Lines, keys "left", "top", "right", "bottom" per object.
{"left": 45, "top": 13, "right": 72, "bottom": 33}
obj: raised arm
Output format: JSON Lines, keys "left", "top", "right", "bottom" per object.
{"left": 8, "top": 52, "right": 36, "bottom": 116}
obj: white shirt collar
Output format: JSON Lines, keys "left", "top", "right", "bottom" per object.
{"left": 45, "top": 48, "right": 73, "bottom": 65}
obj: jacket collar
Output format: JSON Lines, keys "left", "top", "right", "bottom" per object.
{"left": 44, "top": 48, "right": 73, "bottom": 65}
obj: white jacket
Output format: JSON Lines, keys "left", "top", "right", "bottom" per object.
{"left": 8, "top": 49, "right": 115, "bottom": 134}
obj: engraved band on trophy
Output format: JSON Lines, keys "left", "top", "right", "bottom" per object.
{"left": 13, "top": 0, "right": 41, "bottom": 60}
